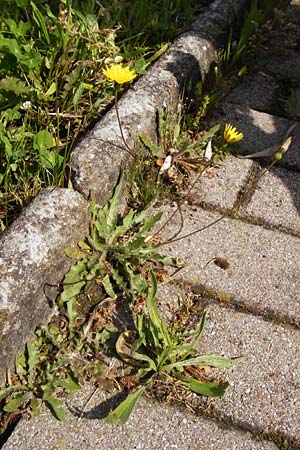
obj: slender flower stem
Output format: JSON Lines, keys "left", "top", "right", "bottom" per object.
{"left": 114, "top": 91, "right": 135, "bottom": 157}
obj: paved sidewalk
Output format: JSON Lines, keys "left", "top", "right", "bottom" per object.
{"left": 3, "top": 1, "right": 300, "bottom": 449}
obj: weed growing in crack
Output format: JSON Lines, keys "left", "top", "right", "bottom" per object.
{"left": 108, "top": 270, "right": 245, "bottom": 424}
{"left": 0, "top": 172, "right": 245, "bottom": 431}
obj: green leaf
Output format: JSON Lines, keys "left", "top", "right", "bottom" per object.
{"left": 158, "top": 344, "right": 197, "bottom": 371}
{"left": 64, "top": 246, "right": 87, "bottom": 260}
{"left": 115, "top": 332, "right": 147, "bottom": 368}
{"left": 4, "top": 391, "right": 33, "bottom": 412}
{"left": 60, "top": 259, "right": 87, "bottom": 302}
{"left": 0, "top": 384, "right": 23, "bottom": 402}
{"left": 31, "top": 1, "right": 50, "bottom": 45}
{"left": 200, "top": 124, "right": 221, "bottom": 141}
{"left": 107, "top": 383, "right": 148, "bottom": 424}
{"left": 27, "top": 341, "right": 38, "bottom": 387}
{"left": 0, "top": 77, "right": 29, "bottom": 95}
{"left": 73, "top": 82, "right": 84, "bottom": 110}
{"left": 1, "top": 37, "right": 22, "bottom": 60}
{"left": 106, "top": 174, "right": 123, "bottom": 228}
{"left": 190, "top": 311, "right": 207, "bottom": 349}
{"left": 146, "top": 43, "right": 169, "bottom": 65}
{"left": 54, "top": 375, "right": 81, "bottom": 393}
{"left": 15, "top": 353, "right": 27, "bottom": 375}
{"left": 139, "top": 132, "right": 163, "bottom": 157}
{"left": 45, "top": 395, "right": 65, "bottom": 421}
{"left": 111, "top": 266, "right": 129, "bottom": 296}
{"left": 102, "top": 274, "right": 116, "bottom": 298}
{"left": 44, "top": 82, "right": 57, "bottom": 98}
{"left": 178, "top": 377, "right": 229, "bottom": 397}
{"left": 30, "top": 397, "right": 41, "bottom": 416}
{"left": 134, "top": 58, "right": 147, "bottom": 75}
{"left": 163, "top": 355, "right": 245, "bottom": 371}
{"left": 148, "top": 253, "right": 179, "bottom": 267}
{"left": 33, "top": 130, "right": 53, "bottom": 152}
{"left": 146, "top": 270, "right": 172, "bottom": 348}
{"left": 124, "top": 263, "right": 147, "bottom": 296}
{"left": 126, "top": 236, "right": 145, "bottom": 252}
{"left": 110, "top": 208, "right": 135, "bottom": 241}
{"left": 138, "top": 211, "right": 163, "bottom": 234}
{"left": 78, "top": 240, "right": 91, "bottom": 251}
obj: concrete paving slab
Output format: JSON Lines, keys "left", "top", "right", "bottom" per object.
{"left": 2, "top": 385, "right": 279, "bottom": 450}
{"left": 255, "top": 49, "right": 300, "bottom": 81}
{"left": 216, "top": 103, "right": 300, "bottom": 170}
{"left": 224, "top": 72, "right": 279, "bottom": 115}
{"left": 158, "top": 205, "right": 300, "bottom": 325}
{"left": 240, "top": 166, "right": 300, "bottom": 235}
{"left": 196, "top": 304, "right": 300, "bottom": 446}
{"left": 186, "top": 155, "right": 254, "bottom": 211}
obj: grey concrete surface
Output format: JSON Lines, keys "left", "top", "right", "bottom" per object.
{"left": 255, "top": 49, "right": 300, "bottom": 80}
{"left": 224, "top": 72, "right": 279, "bottom": 114}
{"left": 0, "top": 188, "right": 89, "bottom": 381}
{"left": 187, "top": 155, "right": 254, "bottom": 211}
{"left": 240, "top": 166, "right": 300, "bottom": 234}
{"left": 159, "top": 205, "right": 300, "bottom": 325}
{"left": 196, "top": 304, "right": 300, "bottom": 445}
{"left": 2, "top": 385, "right": 279, "bottom": 450}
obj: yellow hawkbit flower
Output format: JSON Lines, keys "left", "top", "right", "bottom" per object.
{"left": 223, "top": 123, "right": 244, "bottom": 143}
{"left": 102, "top": 63, "right": 137, "bottom": 84}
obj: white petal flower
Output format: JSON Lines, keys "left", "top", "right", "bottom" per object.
{"left": 159, "top": 155, "right": 172, "bottom": 174}
{"left": 204, "top": 138, "right": 212, "bottom": 160}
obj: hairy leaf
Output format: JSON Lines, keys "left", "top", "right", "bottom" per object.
{"left": 107, "top": 383, "right": 148, "bottom": 425}
{"left": 178, "top": 377, "right": 229, "bottom": 397}
{"left": 4, "top": 391, "right": 32, "bottom": 412}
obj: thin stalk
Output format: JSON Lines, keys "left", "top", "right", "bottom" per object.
{"left": 114, "top": 91, "right": 135, "bottom": 158}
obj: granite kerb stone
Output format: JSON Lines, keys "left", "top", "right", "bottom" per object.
{"left": 0, "top": 188, "right": 90, "bottom": 382}
{"left": 0, "top": 0, "right": 250, "bottom": 386}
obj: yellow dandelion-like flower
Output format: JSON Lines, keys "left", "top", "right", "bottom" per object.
{"left": 223, "top": 123, "right": 244, "bottom": 143}
{"left": 102, "top": 63, "right": 137, "bottom": 84}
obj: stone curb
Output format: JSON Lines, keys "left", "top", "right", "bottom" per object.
{"left": 0, "top": 0, "right": 249, "bottom": 385}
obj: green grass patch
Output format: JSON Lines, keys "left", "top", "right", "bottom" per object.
{"left": 0, "top": 0, "right": 209, "bottom": 231}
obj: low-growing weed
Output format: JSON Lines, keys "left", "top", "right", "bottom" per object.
{"left": 108, "top": 270, "right": 245, "bottom": 424}
{"left": 0, "top": 174, "right": 245, "bottom": 432}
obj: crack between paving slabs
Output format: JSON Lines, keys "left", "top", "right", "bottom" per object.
{"left": 168, "top": 278, "right": 300, "bottom": 329}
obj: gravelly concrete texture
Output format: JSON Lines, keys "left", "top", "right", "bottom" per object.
{"left": 2, "top": 386, "right": 279, "bottom": 450}
{"left": 0, "top": 188, "right": 89, "bottom": 381}
{"left": 240, "top": 166, "right": 300, "bottom": 234}
{"left": 159, "top": 205, "right": 300, "bottom": 325}
{"left": 197, "top": 304, "right": 300, "bottom": 445}
{"left": 224, "top": 72, "right": 279, "bottom": 114}
{"left": 187, "top": 155, "right": 254, "bottom": 211}
{"left": 256, "top": 49, "right": 300, "bottom": 80}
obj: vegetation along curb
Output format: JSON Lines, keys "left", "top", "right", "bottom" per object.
{"left": 0, "top": 0, "right": 249, "bottom": 384}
